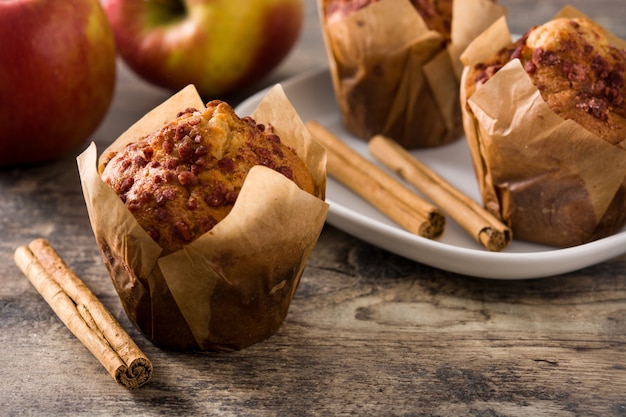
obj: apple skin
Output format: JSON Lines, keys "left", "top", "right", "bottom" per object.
{"left": 0, "top": 0, "right": 116, "bottom": 167}
{"left": 102, "top": 0, "right": 303, "bottom": 98}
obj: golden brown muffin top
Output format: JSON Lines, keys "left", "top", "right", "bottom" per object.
{"left": 101, "top": 100, "right": 315, "bottom": 253}
{"left": 466, "top": 18, "right": 626, "bottom": 146}
{"left": 323, "top": 0, "right": 453, "bottom": 40}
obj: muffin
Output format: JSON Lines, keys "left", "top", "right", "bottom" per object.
{"left": 461, "top": 10, "right": 626, "bottom": 247}
{"left": 318, "top": 0, "right": 504, "bottom": 148}
{"left": 465, "top": 18, "right": 626, "bottom": 145}
{"left": 100, "top": 100, "right": 316, "bottom": 254}
{"left": 78, "top": 85, "right": 328, "bottom": 352}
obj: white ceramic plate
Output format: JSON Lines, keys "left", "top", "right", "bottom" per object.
{"left": 236, "top": 67, "right": 626, "bottom": 279}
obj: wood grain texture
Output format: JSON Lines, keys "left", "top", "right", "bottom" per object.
{"left": 1, "top": 1, "right": 625, "bottom": 416}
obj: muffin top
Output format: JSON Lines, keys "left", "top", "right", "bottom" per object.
{"left": 323, "top": 0, "right": 453, "bottom": 40}
{"left": 466, "top": 17, "right": 626, "bottom": 146}
{"left": 101, "top": 100, "right": 315, "bottom": 253}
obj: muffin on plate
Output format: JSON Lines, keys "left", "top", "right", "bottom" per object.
{"left": 461, "top": 7, "right": 626, "bottom": 247}
{"left": 319, "top": 0, "right": 505, "bottom": 148}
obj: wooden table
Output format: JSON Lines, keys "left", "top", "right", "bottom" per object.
{"left": 2, "top": 1, "right": 625, "bottom": 415}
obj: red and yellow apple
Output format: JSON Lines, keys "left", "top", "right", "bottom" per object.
{"left": 0, "top": 0, "right": 116, "bottom": 166}
{"left": 102, "top": 0, "right": 303, "bottom": 98}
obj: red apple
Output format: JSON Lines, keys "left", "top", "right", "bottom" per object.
{"left": 0, "top": 0, "right": 116, "bottom": 166}
{"left": 102, "top": 0, "right": 303, "bottom": 98}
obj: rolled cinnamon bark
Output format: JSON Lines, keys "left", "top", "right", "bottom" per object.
{"left": 14, "top": 239, "right": 152, "bottom": 389}
{"left": 369, "top": 135, "right": 511, "bottom": 251}
{"left": 306, "top": 121, "right": 445, "bottom": 239}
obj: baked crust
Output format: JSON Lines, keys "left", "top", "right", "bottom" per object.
{"left": 101, "top": 100, "right": 315, "bottom": 253}
{"left": 466, "top": 17, "right": 626, "bottom": 146}
{"left": 323, "top": 0, "right": 453, "bottom": 40}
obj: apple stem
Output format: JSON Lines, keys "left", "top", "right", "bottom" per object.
{"left": 150, "top": 0, "right": 185, "bottom": 14}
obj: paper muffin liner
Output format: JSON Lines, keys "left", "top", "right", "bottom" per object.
{"left": 318, "top": 0, "right": 505, "bottom": 149}
{"left": 460, "top": 7, "right": 626, "bottom": 247}
{"left": 77, "top": 85, "right": 329, "bottom": 352}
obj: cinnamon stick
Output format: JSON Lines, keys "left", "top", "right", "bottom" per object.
{"left": 13, "top": 238, "right": 152, "bottom": 389}
{"left": 306, "top": 121, "right": 445, "bottom": 239}
{"left": 368, "top": 135, "right": 512, "bottom": 251}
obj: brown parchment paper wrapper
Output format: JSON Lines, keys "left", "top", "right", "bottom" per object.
{"left": 460, "top": 8, "right": 626, "bottom": 248}
{"left": 77, "top": 85, "right": 329, "bottom": 352}
{"left": 318, "top": 0, "right": 505, "bottom": 149}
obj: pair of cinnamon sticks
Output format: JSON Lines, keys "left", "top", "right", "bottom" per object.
{"left": 14, "top": 239, "right": 152, "bottom": 389}
{"left": 306, "top": 121, "right": 511, "bottom": 252}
